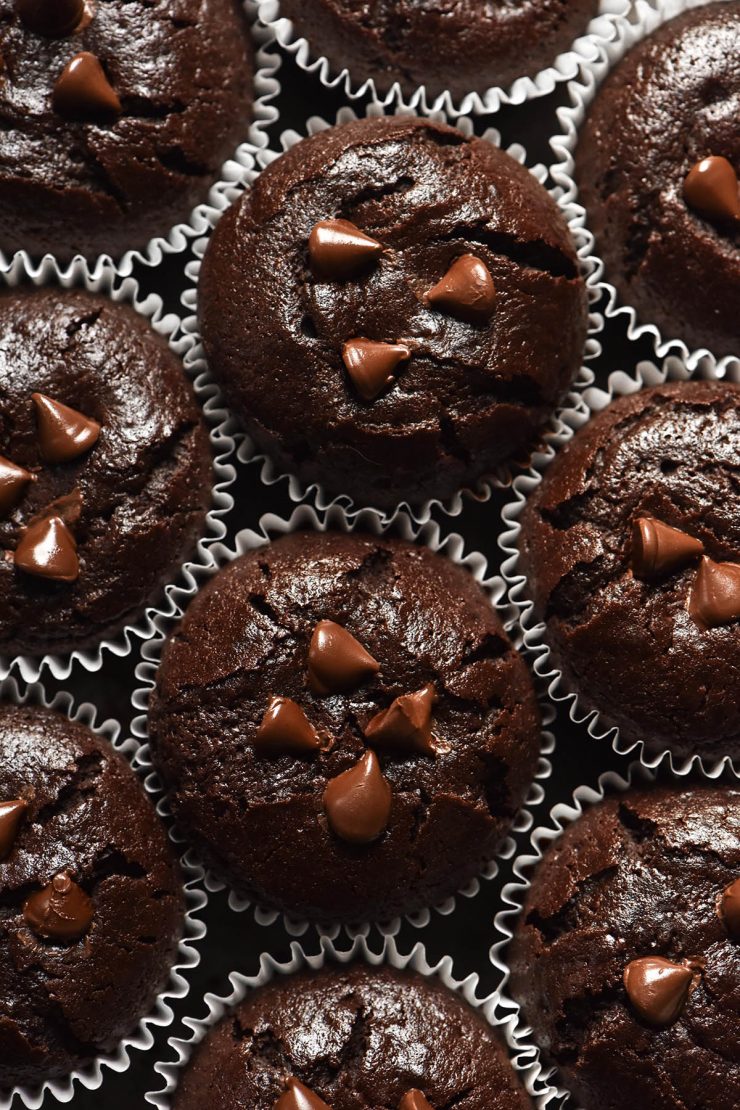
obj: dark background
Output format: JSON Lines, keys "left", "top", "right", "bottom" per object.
{"left": 36, "top": 42, "right": 661, "bottom": 1108}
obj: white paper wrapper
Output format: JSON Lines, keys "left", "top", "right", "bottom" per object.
{"left": 254, "top": 0, "right": 631, "bottom": 117}
{"left": 181, "top": 100, "right": 601, "bottom": 525}
{"left": 0, "top": 674, "right": 207, "bottom": 1110}
{"left": 146, "top": 932, "right": 551, "bottom": 1109}
{"left": 0, "top": 6, "right": 280, "bottom": 279}
{"left": 132, "top": 500, "right": 554, "bottom": 939}
{"left": 500, "top": 354, "right": 740, "bottom": 781}
{"left": 491, "top": 758, "right": 740, "bottom": 1109}
{"left": 0, "top": 254, "right": 236, "bottom": 685}
{"left": 550, "top": 0, "right": 740, "bottom": 378}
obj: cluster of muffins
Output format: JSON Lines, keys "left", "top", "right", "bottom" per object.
{"left": 0, "top": 1, "right": 739, "bottom": 1109}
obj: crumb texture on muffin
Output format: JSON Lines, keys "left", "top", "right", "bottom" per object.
{"left": 0, "top": 703, "right": 184, "bottom": 1088}
{"left": 148, "top": 530, "right": 540, "bottom": 923}
{"left": 508, "top": 784, "right": 740, "bottom": 1109}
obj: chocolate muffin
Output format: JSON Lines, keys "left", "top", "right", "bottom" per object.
{"left": 0, "top": 286, "right": 212, "bottom": 659}
{"left": 508, "top": 783, "right": 740, "bottom": 1109}
{"left": 518, "top": 379, "right": 740, "bottom": 763}
{"left": 172, "top": 964, "right": 532, "bottom": 1109}
{"left": 575, "top": 2, "right": 740, "bottom": 357}
{"left": 279, "top": 0, "right": 601, "bottom": 101}
{"left": 199, "top": 115, "right": 587, "bottom": 510}
{"left": 0, "top": 701, "right": 185, "bottom": 1089}
{"left": 148, "top": 530, "right": 541, "bottom": 923}
{"left": 0, "top": 0, "right": 253, "bottom": 260}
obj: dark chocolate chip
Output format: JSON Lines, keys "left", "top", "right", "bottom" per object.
{"left": 684, "top": 156, "right": 740, "bottom": 223}
{"left": 688, "top": 556, "right": 740, "bottom": 629}
{"left": 307, "top": 619, "right": 380, "bottom": 695}
{"left": 341, "top": 339, "right": 411, "bottom": 401}
{"left": 23, "top": 871, "right": 94, "bottom": 941}
{"left": 254, "top": 696, "right": 322, "bottom": 757}
{"left": 15, "top": 0, "right": 84, "bottom": 37}
{"left": 719, "top": 878, "right": 740, "bottom": 940}
{"left": 623, "top": 956, "right": 695, "bottom": 1026}
{"left": 426, "top": 254, "right": 496, "bottom": 323}
{"left": 32, "top": 392, "right": 100, "bottom": 463}
{"left": 53, "top": 51, "right": 121, "bottom": 120}
{"left": 631, "top": 516, "right": 704, "bottom": 580}
{"left": 323, "top": 750, "right": 392, "bottom": 844}
{"left": 0, "top": 455, "right": 35, "bottom": 516}
{"left": 309, "top": 218, "right": 382, "bottom": 280}
{"left": 364, "top": 684, "right": 442, "bottom": 757}
{"left": 400, "top": 1092, "right": 434, "bottom": 1110}
{"left": 13, "top": 513, "right": 79, "bottom": 582}
{"left": 273, "top": 1077, "right": 331, "bottom": 1109}
{"left": 0, "top": 799, "right": 28, "bottom": 861}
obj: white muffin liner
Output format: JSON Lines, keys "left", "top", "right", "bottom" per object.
{"left": 490, "top": 758, "right": 740, "bottom": 1109}
{"left": 0, "top": 674, "right": 207, "bottom": 1110}
{"left": 146, "top": 932, "right": 552, "bottom": 1109}
{"left": 0, "top": 6, "right": 280, "bottom": 279}
{"left": 182, "top": 100, "right": 601, "bottom": 525}
{"left": 0, "top": 253, "right": 236, "bottom": 685}
{"left": 500, "top": 353, "right": 740, "bottom": 781}
{"left": 550, "top": 0, "right": 740, "bottom": 378}
{"left": 131, "top": 500, "right": 554, "bottom": 939}
{"left": 254, "top": 0, "right": 631, "bottom": 117}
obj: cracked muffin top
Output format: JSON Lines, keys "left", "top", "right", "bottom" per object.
{"left": 518, "top": 380, "right": 740, "bottom": 764}
{"left": 171, "top": 964, "right": 532, "bottom": 1109}
{"left": 575, "top": 2, "right": 740, "bottom": 357}
{"left": 0, "top": 702, "right": 185, "bottom": 1089}
{"left": 0, "top": 286, "right": 211, "bottom": 660}
{"left": 0, "top": 0, "right": 254, "bottom": 260}
{"left": 508, "top": 784, "right": 740, "bottom": 1110}
{"left": 279, "top": 0, "right": 601, "bottom": 102}
{"left": 148, "top": 529, "right": 541, "bottom": 924}
{"left": 198, "top": 115, "right": 587, "bottom": 511}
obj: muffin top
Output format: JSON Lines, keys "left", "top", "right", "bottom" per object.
{"left": 508, "top": 784, "right": 740, "bottom": 1109}
{"left": 518, "top": 380, "right": 740, "bottom": 763}
{"left": 0, "top": 286, "right": 211, "bottom": 659}
{"left": 148, "top": 530, "right": 540, "bottom": 923}
{"left": 172, "top": 964, "right": 532, "bottom": 1109}
{"left": 0, "top": 702, "right": 184, "bottom": 1089}
{"left": 0, "top": 0, "right": 253, "bottom": 260}
{"left": 279, "top": 0, "right": 601, "bottom": 101}
{"left": 575, "top": 2, "right": 740, "bottom": 357}
{"left": 199, "top": 115, "right": 587, "bottom": 511}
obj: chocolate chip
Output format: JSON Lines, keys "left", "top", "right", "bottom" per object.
{"left": 426, "top": 254, "right": 496, "bottom": 323}
{"left": 273, "top": 1077, "right": 331, "bottom": 1110}
{"left": 323, "top": 750, "right": 392, "bottom": 845}
{"left": 364, "top": 684, "right": 442, "bottom": 757}
{"left": 684, "top": 156, "right": 740, "bottom": 223}
{"left": 13, "top": 513, "right": 79, "bottom": 582}
{"left": 15, "top": 0, "right": 84, "bottom": 37}
{"left": 23, "top": 871, "right": 93, "bottom": 942}
{"left": 0, "top": 455, "right": 35, "bottom": 517}
{"left": 341, "top": 339, "right": 411, "bottom": 401}
{"left": 52, "top": 51, "right": 121, "bottom": 120}
{"left": 623, "top": 956, "right": 696, "bottom": 1026}
{"left": 688, "top": 556, "right": 740, "bottom": 629}
{"left": 719, "top": 878, "right": 740, "bottom": 940}
{"left": 399, "top": 1091, "right": 434, "bottom": 1110}
{"left": 254, "top": 696, "right": 322, "bottom": 757}
{"left": 32, "top": 392, "right": 100, "bottom": 463}
{"left": 307, "top": 619, "right": 380, "bottom": 695}
{"left": 309, "top": 218, "right": 382, "bottom": 280}
{"left": 631, "top": 516, "right": 704, "bottom": 580}
{"left": 0, "top": 799, "right": 28, "bottom": 861}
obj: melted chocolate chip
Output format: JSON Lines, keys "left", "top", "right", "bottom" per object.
{"left": 307, "top": 619, "right": 380, "bottom": 695}
{"left": 309, "top": 218, "right": 382, "bottom": 280}
{"left": 719, "top": 878, "right": 740, "bottom": 940}
{"left": 688, "top": 556, "right": 740, "bottom": 629}
{"left": 13, "top": 513, "right": 79, "bottom": 582}
{"left": 32, "top": 392, "right": 101, "bottom": 463}
{"left": 274, "top": 1077, "right": 331, "bottom": 1110}
{"left": 254, "top": 696, "right": 322, "bottom": 757}
{"left": 631, "top": 516, "right": 704, "bottom": 580}
{"left": 341, "top": 339, "right": 411, "bottom": 401}
{"left": 323, "top": 750, "right": 392, "bottom": 845}
{"left": 684, "top": 156, "right": 740, "bottom": 224}
{"left": 0, "top": 455, "right": 35, "bottom": 516}
{"left": 53, "top": 51, "right": 121, "bottom": 120}
{"left": 23, "top": 871, "right": 93, "bottom": 941}
{"left": 400, "top": 1091, "right": 434, "bottom": 1110}
{"left": 0, "top": 799, "right": 28, "bottom": 861}
{"left": 426, "top": 254, "right": 496, "bottom": 323}
{"left": 623, "top": 956, "right": 695, "bottom": 1026}
{"left": 15, "top": 0, "right": 84, "bottom": 37}
{"left": 364, "top": 684, "right": 442, "bottom": 757}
